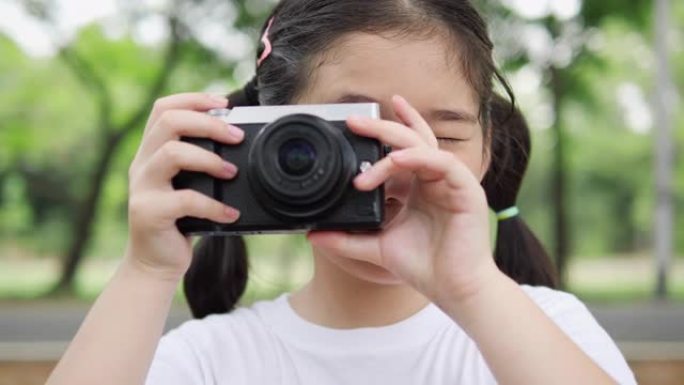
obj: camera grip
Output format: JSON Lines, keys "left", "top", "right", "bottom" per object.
{"left": 171, "top": 137, "right": 223, "bottom": 235}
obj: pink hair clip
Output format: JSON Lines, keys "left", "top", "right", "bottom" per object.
{"left": 257, "top": 17, "right": 275, "bottom": 67}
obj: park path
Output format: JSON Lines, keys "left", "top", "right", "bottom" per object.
{"left": 0, "top": 299, "right": 683, "bottom": 361}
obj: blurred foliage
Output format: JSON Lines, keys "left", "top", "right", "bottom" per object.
{"left": 0, "top": 0, "right": 682, "bottom": 298}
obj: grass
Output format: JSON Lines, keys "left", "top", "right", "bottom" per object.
{"left": 566, "top": 255, "right": 684, "bottom": 303}
{"left": 0, "top": 235, "right": 314, "bottom": 305}
{"left": 570, "top": 281, "right": 684, "bottom": 303}
{"left": 1, "top": 239, "right": 683, "bottom": 305}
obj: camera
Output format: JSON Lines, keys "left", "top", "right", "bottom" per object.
{"left": 172, "top": 103, "right": 385, "bottom": 235}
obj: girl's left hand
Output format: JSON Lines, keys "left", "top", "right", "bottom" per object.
{"left": 307, "top": 95, "right": 500, "bottom": 308}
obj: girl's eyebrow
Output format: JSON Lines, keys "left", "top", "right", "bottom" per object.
{"left": 334, "top": 93, "right": 478, "bottom": 124}
{"left": 431, "top": 109, "right": 478, "bottom": 124}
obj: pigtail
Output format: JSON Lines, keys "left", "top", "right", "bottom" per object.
{"left": 228, "top": 76, "right": 261, "bottom": 107}
{"left": 483, "top": 95, "right": 559, "bottom": 288}
{"left": 184, "top": 236, "right": 248, "bottom": 318}
{"left": 182, "top": 80, "right": 261, "bottom": 318}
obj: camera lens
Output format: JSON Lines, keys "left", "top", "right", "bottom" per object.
{"left": 278, "top": 139, "right": 317, "bottom": 176}
{"left": 248, "top": 113, "right": 357, "bottom": 219}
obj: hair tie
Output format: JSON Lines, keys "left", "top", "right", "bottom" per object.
{"left": 496, "top": 206, "right": 519, "bottom": 221}
{"left": 257, "top": 17, "right": 275, "bottom": 68}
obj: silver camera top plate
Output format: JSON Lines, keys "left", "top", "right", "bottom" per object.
{"left": 208, "top": 103, "right": 380, "bottom": 125}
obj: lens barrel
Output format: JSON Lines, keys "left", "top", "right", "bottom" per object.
{"left": 247, "top": 114, "right": 357, "bottom": 219}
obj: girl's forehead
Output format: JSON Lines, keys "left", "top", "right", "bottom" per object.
{"left": 299, "top": 32, "right": 478, "bottom": 112}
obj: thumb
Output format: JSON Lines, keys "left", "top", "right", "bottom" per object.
{"left": 307, "top": 231, "right": 382, "bottom": 266}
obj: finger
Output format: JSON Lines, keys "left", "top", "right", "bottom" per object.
{"left": 140, "top": 140, "right": 237, "bottom": 187}
{"left": 138, "top": 109, "right": 244, "bottom": 162}
{"left": 307, "top": 231, "right": 382, "bottom": 266}
{"left": 146, "top": 93, "right": 229, "bottom": 132}
{"left": 388, "top": 147, "right": 479, "bottom": 188}
{"left": 353, "top": 155, "right": 401, "bottom": 191}
{"left": 129, "top": 190, "right": 239, "bottom": 227}
{"left": 353, "top": 147, "right": 459, "bottom": 191}
{"left": 392, "top": 95, "right": 438, "bottom": 148}
{"left": 170, "top": 189, "right": 240, "bottom": 223}
{"left": 346, "top": 115, "right": 427, "bottom": 151}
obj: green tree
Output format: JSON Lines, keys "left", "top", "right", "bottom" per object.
{"left": 2, "top": 0, "right": 270, "bottom": 294}
{"left": 481, "top": 0, "right": 653, "bottom": 287}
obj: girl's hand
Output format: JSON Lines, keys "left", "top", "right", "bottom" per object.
{"left": 307, "top": 95, "right": 500, "bottom": 309}
{"left": 126, "top": 93, "right": 244, "bottom": 281}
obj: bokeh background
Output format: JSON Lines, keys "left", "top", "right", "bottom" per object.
{"left": 0, "top": 0, "right": 682, "bottom": 384}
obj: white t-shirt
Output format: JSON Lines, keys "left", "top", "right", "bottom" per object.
{"left": 145, "top": 285, "right": 636, "bottom": 385}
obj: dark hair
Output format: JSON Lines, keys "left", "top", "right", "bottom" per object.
{"left": 184, "top": 0, "right": 545, "bottom": 318}
{"left": 482, "top": 94, "right": 559, "bottom": 288}
{"left": 184, "top": 236, "right": 248, "bottom": 318}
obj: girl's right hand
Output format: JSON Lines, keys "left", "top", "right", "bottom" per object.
{"left": 125, "top": 93, "right": 244, "bottom": 281}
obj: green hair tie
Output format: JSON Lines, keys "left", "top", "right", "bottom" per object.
{"left": 496, "top": 206, "right": 520, "bottom": 221}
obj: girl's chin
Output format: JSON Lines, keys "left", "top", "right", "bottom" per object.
{"left": 324, "top": 252, "right": 403, "bottom": 286}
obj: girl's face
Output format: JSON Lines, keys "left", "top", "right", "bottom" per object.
{"left": 297, "top": 32, "right": 490, "bottom": 285}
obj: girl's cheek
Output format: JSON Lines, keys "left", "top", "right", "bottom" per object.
{"left": 448, "top": 144, "right": 488, "bottom": 180}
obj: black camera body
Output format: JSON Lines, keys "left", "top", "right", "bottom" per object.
{"left": 172, "top": 103, "right": 384, "bottom": 235}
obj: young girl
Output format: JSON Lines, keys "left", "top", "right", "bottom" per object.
{"left": 46, "top": 1, "right": 636, "bottom": 384}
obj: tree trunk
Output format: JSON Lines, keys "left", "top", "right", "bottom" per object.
{"left": 50, "top": 135, "right": 120, "bottom": 294}
{"left": 549, "top": 65, "right": 570, "bottom": 288}
{"left": 613, "top": 192, "right": 637, "bottom": 253}
{"left": 653, "top": 0, "right": 674, "bottom": 299}
{"left": 48, "top": 17, "right": 182, "bottom": 295}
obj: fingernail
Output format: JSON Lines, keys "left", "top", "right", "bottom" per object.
{"left": 390, "top": 151, "right": 407, "bottom": 161}
{"left": 222, "top": 161, "right": 238, "bottom": 178}
{"left": 354, "top": 174, "right": 367, "bottom": 187}
{"left": 209, "top": 94, "right": 229, "bottom": 105}
{"left": 393, "top": 94, "right": 407, "bottom": 104}
{"left": 223, "top": 207, "right": 240, "bottom": 222}
{"left": 227, "top": 124, "right": 244, "bottom": 140}
{"left": 348, "top": 115, "right": 368, "bottom": 124}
